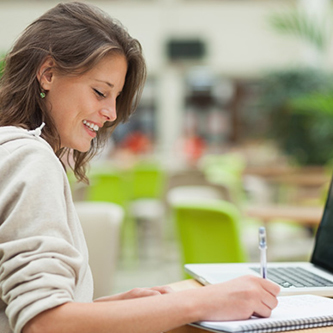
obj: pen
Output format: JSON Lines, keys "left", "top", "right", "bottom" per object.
{"left": 258, "top": 226, "right": 267, "bottom": 279}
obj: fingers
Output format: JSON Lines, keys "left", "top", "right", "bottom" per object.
{"left": 252, "top": 305, "right": 273, "bottom": 318}
{"left": 259, "top": 278, "right": 281, "bottom": 297}
{"left": 253, "top": 291, "right": 279, "bottom": 318}
{"left": 256, "top": 277, "right": 280, "bottom": 317}
{"left": 262, "top": 289, "right": 279, "bottom": 310}
{"left": 122, "top": 286, "right": 174, "bottom": 300}
{"left": 262, "top": 283, "right": 279, "bottom": 309}
{"left": 248, "top": 276, "right": 280, "bottom": 318}
{"left": 252, "top": 292, "right": 279, "bottom": 318}
{"left": 150, "top": 285, "right": 175, "bottom": 294}
{"left": 128, "top": 288, "right": 161, "bottom": 298}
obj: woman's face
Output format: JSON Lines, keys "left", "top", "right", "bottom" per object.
{"left": 43, "top": 54, "right": 127, "bottom": 152}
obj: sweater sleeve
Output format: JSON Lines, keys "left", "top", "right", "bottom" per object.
{"left": 0, "top": 140, "right": 85, "bottom": 333}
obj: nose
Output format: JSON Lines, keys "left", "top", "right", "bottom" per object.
{"left": 100, "top": 104, "right": 117, "bottom": 122}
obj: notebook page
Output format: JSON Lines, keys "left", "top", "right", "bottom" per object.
{"left": 195, "top": 295, "right": 333, "bottom": 332}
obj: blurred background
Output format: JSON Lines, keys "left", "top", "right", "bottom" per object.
{"left": 2, "top": 0, "right": 333, "bottom": 297}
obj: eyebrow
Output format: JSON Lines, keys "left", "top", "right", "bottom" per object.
{"left": 95, "top": 79, "right": 114, "bottom": 88}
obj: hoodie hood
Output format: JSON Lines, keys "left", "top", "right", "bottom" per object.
{"left": 0, "top": 123, "right": 52, "bottom": 151}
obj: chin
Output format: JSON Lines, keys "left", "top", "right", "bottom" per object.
{"left": 67, "top": 138, "right": 93, "bottom": 153}
{"left": 76, "top": 147, "right": 90, "bottom": 153}
{"left": 70, "top": 143, "right": 91, "bottom": 153}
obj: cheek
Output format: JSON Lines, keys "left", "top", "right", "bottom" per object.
{"left": 47, "top": 82, "right": 93, "bottom": 126}
{"left": 47, "top": 86, "right": 68, "bottom": 114}
{"left": 49, "top": 90, "right": 77, "bottom": 117}
{"left": 48, "top": 100, "right": 67, "bottom": 124}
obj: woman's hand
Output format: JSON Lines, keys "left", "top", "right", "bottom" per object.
{"left": 191, "top": 275, "right": 280, "bottom": 322}
{"left": 95, "top": 285, "right": 174, "bottom": 302}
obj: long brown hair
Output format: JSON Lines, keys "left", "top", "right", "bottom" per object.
{"left": 0, "top": 2, "right": 146, "bottom": 182}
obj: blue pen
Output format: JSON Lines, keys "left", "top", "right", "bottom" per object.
{"left": 259, "top": 227, "right": 267, "bottom": 279}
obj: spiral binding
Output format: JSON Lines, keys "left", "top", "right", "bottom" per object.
{"left": 238, "top": 315, "right": 333, "bottom": 333}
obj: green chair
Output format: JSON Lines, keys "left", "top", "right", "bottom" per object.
{"left": 86, "top": 164, "right": 131, "bottom": 208}
{"left": 171, "top": 199, "right": 247, "bottom": 277}
{"left": 130, "top": 160, "right": 166, "bottom": 200}
{"left": 127, "top": 160, "right": 167, "bottom": 260}
{"left": 85, "top": 166, "right": 137, "bottom": 263}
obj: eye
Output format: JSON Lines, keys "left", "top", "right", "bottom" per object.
{"left": 93, "top": 88, "right": 105, "bottom": 98}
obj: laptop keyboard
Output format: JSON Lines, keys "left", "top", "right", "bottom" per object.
{"left": 251, "top": 267, "right": 333, "bottom": 288}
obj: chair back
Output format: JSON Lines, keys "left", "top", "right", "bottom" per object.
{"left": 86, "top": 169, "right": 129, "bottom": 208}
{"left": 171, "top": 199, "right": 247, "bottom": 275}
{"left": 130, "top": 160, "right": 166, "bottom": 200}
{"left": 75, "top": 201, "right": 124, "bottom": 299}
{"left": 167, "top": 185, "right": 223, "bottom": 206}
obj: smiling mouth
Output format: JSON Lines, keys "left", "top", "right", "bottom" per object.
{"left": 83, "top": 120, "right": 99, "bottom": 132}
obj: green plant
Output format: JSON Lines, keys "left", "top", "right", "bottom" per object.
{"left": 291, "top": 91, "right": 333, "bottom": 116}
{"left": 257, "top": 6, "right": 333, "bottom": 165}
{"left": 258, "top": 68, "right": 333, "bottom": 165}
{"left": 269, "top": 9, "right": 332, "bottom": 53}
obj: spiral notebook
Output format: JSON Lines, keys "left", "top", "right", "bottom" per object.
{"left": 191, "top": 295, "right": 333, "bottom": 333}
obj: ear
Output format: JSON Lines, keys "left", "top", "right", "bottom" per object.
{"left": 37, "top": 56, "right": 56, "bottom": 91}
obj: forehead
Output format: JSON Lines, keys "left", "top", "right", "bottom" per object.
{"left": 93, "top": 53, "right": 127, "bottom": 71}
{"left": 52, "top": 53, "right": 128, "bottom": 89}
{"left": 86, "top": 54, "right": 127, "bottom": 81}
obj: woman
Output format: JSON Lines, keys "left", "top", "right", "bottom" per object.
{"left": 0, "top": 2, "right": 279, "bottom": 333}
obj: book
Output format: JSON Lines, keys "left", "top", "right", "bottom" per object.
{"left": 191, "top": 294, "right": 333, "bottom": 333}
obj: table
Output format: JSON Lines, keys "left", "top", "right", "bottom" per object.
{"left": 244, "top": 166, "right": 328, "bottom": 184}
{"left": 244, "top": 166, "right": 330, "bottom": 206}
{"left": 166, "top": 279, "right": 333, "bottom": 333}
{"left": 268, "top": 174, "right": 329, "bottom": 188}
{"left": 245, "top": 205, "right": 324, "bottom": 227}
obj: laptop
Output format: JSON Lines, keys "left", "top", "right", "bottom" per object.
{"left": 185, "top": 173, "right": 333, "bottom": 296}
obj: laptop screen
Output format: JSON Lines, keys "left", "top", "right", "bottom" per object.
{"left": 311, "top": 173, "right": 333, "bottom": 272}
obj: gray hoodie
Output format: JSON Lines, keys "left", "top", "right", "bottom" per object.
{"left": 0, "top": 126, "right": 93, "bottom": 333}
